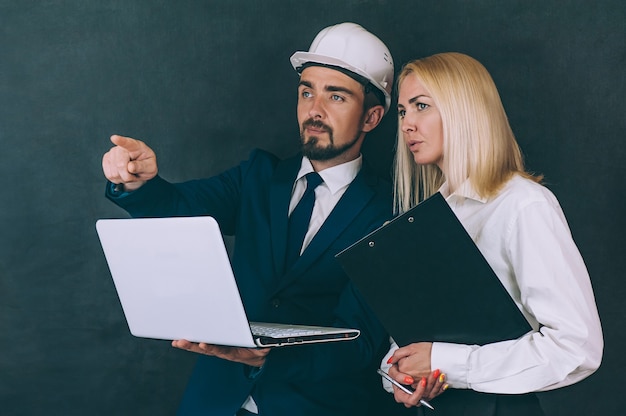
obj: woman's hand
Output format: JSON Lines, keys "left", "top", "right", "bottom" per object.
{"left": 389, "top": 342, "right": 433, "bottom": 377}
{"left": 387, "top": 342, "right": 449, "bottom": 407}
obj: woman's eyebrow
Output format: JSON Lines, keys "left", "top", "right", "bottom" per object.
{"left": 408, "top": 94, "right": 427, "bottom": 105}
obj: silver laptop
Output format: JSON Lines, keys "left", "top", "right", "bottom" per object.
{"left": 95, "top": 216, "right": 360, "bottom": 348}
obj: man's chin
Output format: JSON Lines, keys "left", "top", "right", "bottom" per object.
{"left": 301, "top": 136, "right": 324, "bottom": 151}
{"left": 302, "top": 144, "right": 342, "bottom": 161}
{"left": 302, "top": 133, "right": 326, "bottom": 144}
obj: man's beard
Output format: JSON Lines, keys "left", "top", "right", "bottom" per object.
{"left": 300, "top": 119, "right": 361, "bottom": 161}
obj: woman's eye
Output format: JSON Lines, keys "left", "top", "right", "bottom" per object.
{"left": 398, "top": 109, "right": 406, "bottom": 118}
{"left": 417, "top": 103, "right": 429, "bottom": 110}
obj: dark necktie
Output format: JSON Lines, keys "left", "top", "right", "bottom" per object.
{"left": 285, "top": 172, "right": 323, "bottom": 269}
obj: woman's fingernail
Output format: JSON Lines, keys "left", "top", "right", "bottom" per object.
{"left": 387, "top": 356, "right": 394, "bottom": 364}
{"left": 443, "top": 383, "right": 449, "bottom": 391}
{"left": 404, "top": 376, "right": 414, "bottom": 384}
{"left": 439, "top": 373, "right": 446, "bottom": 383}
{"left": 433, "top": 369, "right": 441, "bottom": 379}
{"left": 420, "top": 377, "right": 427, "bottom": 388}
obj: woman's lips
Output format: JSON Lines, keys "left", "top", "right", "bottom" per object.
{"left": 407, "top": 139, "right": 423, "bottom": 151}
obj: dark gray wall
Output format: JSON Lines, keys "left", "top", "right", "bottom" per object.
{"left": 0, "top": 1, "right": 623, "bottom": 414}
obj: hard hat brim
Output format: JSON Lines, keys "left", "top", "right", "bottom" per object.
{"left": 290, "top": 51, "right": 391, "bottom": 112}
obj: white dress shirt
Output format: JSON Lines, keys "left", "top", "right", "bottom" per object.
{"left": 382, "top": 174, "right": 603, "bottom": 394}
{"left": 289, "top": 155, "right": 362, "bottom": 253}
{"left": 240, "top": 154, "right": 362, "bottom": 414}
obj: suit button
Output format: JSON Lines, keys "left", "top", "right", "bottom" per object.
{"left": 271, "top": 298, "right": 281, "bottom": 308}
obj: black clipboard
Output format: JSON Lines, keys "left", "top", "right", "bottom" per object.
{"left": 335, "top": 192, "right": 532, "bottom": 347}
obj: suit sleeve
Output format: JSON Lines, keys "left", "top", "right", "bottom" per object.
{"left": 105, "top": 149, "right": 272, "bottom": 234}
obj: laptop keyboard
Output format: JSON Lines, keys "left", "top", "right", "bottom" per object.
{"left": 249, "top": 323, "right": 324, "bottom": 337}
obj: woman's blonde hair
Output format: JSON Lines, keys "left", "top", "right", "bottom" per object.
{"left": 393, "top": 52, "right": 540, "bottom": 213}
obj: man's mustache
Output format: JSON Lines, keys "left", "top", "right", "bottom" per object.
{"left": 302, "top": 119, "right": 331, "bottom": 132}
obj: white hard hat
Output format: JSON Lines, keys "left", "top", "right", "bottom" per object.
{"left": 290, "top": 22, "right": 394, "bottom": 112}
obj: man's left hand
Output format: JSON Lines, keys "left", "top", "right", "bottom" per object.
{"left": 172, "top": 339, "right": 270, "bottom": 367}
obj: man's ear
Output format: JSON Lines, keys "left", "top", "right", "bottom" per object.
{"left": 362, "top": 105, "right": 385, "bottom": 133}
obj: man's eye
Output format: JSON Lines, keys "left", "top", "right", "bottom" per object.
{"left": 302, "top": 91, "right": 312, "bottom": 98}
{"left": 331, "top": 94, "right": 344, "bottom": 102}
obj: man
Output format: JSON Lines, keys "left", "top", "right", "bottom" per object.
{"left": 102, "top": 22, "right": 402, "bottom": 415}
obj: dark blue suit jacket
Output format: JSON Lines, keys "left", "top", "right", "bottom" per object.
{"left": 106, "top": 149, "right": 410, "bottom": 415}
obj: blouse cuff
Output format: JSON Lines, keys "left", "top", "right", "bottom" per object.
{"left": 380, "top": 339, "right": 398, "bottom": 393}
{"left": 431, "top": 342, "right": 474, "bottom": 389}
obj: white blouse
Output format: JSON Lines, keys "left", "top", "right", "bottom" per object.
{"left": 383, "top": 175, "right": 603, "bottom": 393}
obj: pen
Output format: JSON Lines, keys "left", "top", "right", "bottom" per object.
{"left": 377, "top": 368, "right": 435, "bottom": 410}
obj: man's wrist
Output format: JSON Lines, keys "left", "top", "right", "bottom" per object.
{"left": 110, "top": 180, "right": 146, "bottom": 194}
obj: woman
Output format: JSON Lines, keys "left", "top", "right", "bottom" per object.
{"left": 382, "top": 53, "right": 603, "bottom": 415}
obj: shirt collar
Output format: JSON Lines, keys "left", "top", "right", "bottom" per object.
{"left": 438, "top": 179, "right": 488, "bottom": 203}
{"left": 297, "top": 155, "right": 363, "bottom": 195}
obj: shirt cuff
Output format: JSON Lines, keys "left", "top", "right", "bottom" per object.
{"left": 106, "top": 182, "right": 131, "bottom": 198}
{"left": 431, "top": 342, "right": 475, "bottom": 389}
